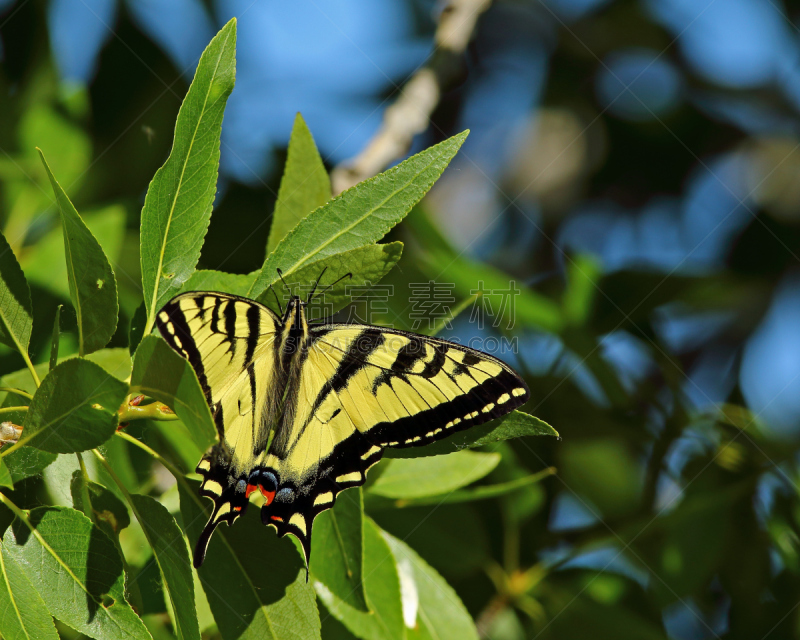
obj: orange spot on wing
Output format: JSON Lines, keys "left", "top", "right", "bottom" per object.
{"left": 260, "top": 487, "right": 276, "bottom": 505}
{"left": 271, "top": 516, "right": 283, "bottom": 522}
{"left": 233, "top": 506, "right": 242, "bottom": 512}
{"left": 245, "top": 484, "right": 258, "bottom": 498}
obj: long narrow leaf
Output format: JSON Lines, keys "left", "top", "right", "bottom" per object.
{"left": 0, "top": 230, "right": 36, "bottom": 385}
{"left": 311, "top": 488, "right": 368, "bottom": 612}
{"left": 130, "top": 494, "right": 200, "bottom": 640}
{"left": 248, "top": 131, "right": 468, "bottom": 300}
{"left": 39, "top": 150, "right": 118, "bottom": 355}
{"left": 141, "top": 19, "right": 237, "bottom": 334}
{"left": 256, "top": 243, "right": 403, "bottom": 316}
{"left": 266, "top": 113, "right": 331, "bottom": 255}
{"left": 315, "top": 518, "right": 404, "bottom": 640}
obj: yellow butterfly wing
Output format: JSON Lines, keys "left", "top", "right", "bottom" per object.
{"left": 259, "top": 324, "right": 529, "bottom": 563}
{"left": 156, "top": 292, "right": 281, "bottom": 564}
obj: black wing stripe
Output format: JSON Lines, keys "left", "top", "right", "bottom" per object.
{"left": 158, "top": 300, "right": 212, "bottom": 402}
{"left": 245, "top": 303, "right": 261, "bottom": 364}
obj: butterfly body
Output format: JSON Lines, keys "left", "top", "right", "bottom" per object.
{"left": 156, "top": 290, "right": 529, "bottom": 571}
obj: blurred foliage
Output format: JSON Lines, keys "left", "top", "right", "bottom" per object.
{"left": 0, "top": 0, "right": 798, "bottom": 639}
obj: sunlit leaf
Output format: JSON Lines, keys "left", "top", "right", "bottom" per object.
{"left": 39, "top": 150, "right": 119, "bottom": 355}
{"left": 0, "top": 230, "right": 33, "bottom": 359}
{"left": 21, "top": 206, "right": 126, "bottom": 303}
{"left": 18, "top": 358, "right": 127, "bottom": 454}
{"left": 181, "top": 269, "right": 257, "bottom": 297}
{"left": 0, "top": 459, "right": 11, "bottom": 489}
{"left": 3, "top": 507, "right": 150, "bottom": 639}
{"left": 315, "top": 518, "right": 403, "bottom": 640}
{"left": 367, "top": 468, "right": 555, "bottom": 509}
{"left": 0, "top": 544, "right": 58, "bottom": 640}
{"left": 382, "top": 528, "right": 479, "bottom": 640}
{"left": 131, "top": 335, "right": 216, "bottom": 452}
{"left": 368, "top": 450, "right": 500, "bottom": 500}
{"left": 311, "top": 488, "right": 368, "bottom": 612}
{"left": 256, "top": 243, "right": 403, "bottom": 316}
{"left": 266, "top": 113, "right": 331, "bottom": 255}
{"left": 141, "top": 19, "right": 236, "bottom": 333}
{"left": 249, "top": 131, "right": 468, "bottom": 300}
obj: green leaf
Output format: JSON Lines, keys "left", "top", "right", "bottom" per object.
{"left": 382, "top": 528, "right": 479, "bottom": 640}
{"left": 385, "top": 410, "right": 558, "bottom": 459}
{"left": 70, "top": 471, "right": 131, "bottom": 540}
{"left": 85, "top": 348, "right": 134, "bottom": 382}
{"left": 315, "top": 518, "right": 404, "bottom": 640}
{"left": 310, "top": 488, "right": 367, "bottom": 612}
{"left": 0, "top": 229, "right": 33, "bottom": 358}
{"left": 368, "top": 450, "right": 500, "bottom": 499}
{"left": 0, "top": 459, "right": 12, "bottom": 489}
{"left": 128, "top": 303, "right": 147, "bottom": 355}
{"left": 178, "top": 478, "right": 320, "bottom": 640}
{"left": 49, "top": 304, "right": 61, "bottom": 372}
{"left": 181, "top": 269, "right": 257, "bottom": 297}
{"left": 562, "top": 254, "right": 602, "bottom": 327}
{"left": 39, "top": 149, "right": 119, "bottom": 356}
{"left": 255, "top": 243, "right": 403, "bottom": 316}
{"left": 16, "top": 359, "right": 128, "bottom": 454}
{"left": 3, "top": 448, "right": 56, "bottom": 485}
{"left": 366, "top": 468, "right": 555, "bottom": 509}
{"left": 371, "top": 503, "right": 490, "bottom": 578}
{"left": 0, "top": 348, "right": 131, "bottom": 405}
{"left": 0, "top": 544, "right": 58, "bottom": 640}
{"left": 3, "top": 506, "right": 151, "bottom": 640}
{"left": 405, "top": 207, "right": 562, "bottom": 333}
{"left": 266, "top": 113, "right": 331, "bottom": 255}
{"left": 129, "top": 494, "right": 200, "bottom": 640}
{"left": 248, "top": 131, "right": 468, "bottom": 299}
{"left": 20, "top": 206, "right": 126, "bottom": 302}
{"left": 140, "top": 19, "right": 237, "bottom": 334}
{"left": 130, "top": 335, "right": 216, "bottom": 452}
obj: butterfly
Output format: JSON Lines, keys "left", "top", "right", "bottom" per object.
{"left": 155, "top": 276, "right": 529, "bottom": 572}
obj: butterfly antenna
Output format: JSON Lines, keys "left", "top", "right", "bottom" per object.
{"left": 310, "top": 272, "right": 353, "bottom": 305}
{"left": 268, "top": 284, "right": 283, "bottom": 315}
{"left": 306, "top": 266, "right": 329, "bottom": 304}
{"left": 276, "top": 268, "right": 291, "bottom": 296}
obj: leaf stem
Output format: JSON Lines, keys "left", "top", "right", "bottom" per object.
{"left": 19, "top": 351, "right": 40, "bottom": 388}
{"left": 0, "top": 388, "right": 32, "bottom": 400}
{"left": 0, "top": 491, "right": 27, "bottom": 521}
{"left": 91, "top": 449, "right": 134, "bottom": 503}
{"left": 0, "top": 406, "right": 28, "bottom": 415}
{"left": 114, "top": 430, "right": 185, "bottom": 479}
{"left": 118, "top": 400, "right": 179, "bottom": 423}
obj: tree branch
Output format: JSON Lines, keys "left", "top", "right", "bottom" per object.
{"left": 330, "top": 0, "right": 491, "bottom": 194}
